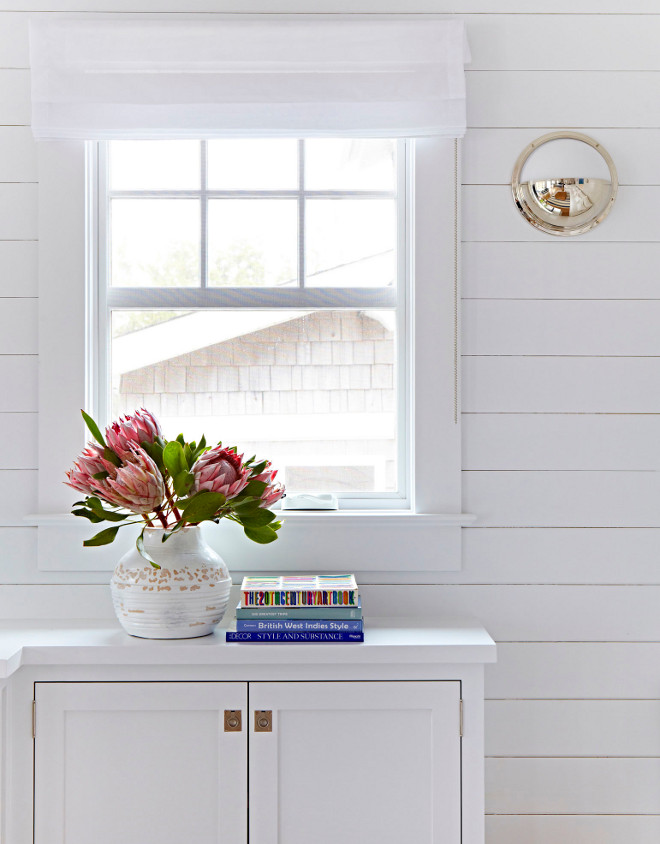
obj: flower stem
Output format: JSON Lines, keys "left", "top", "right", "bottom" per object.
{"left": 164, "top": 483, "right": 182, "bottom": 521}
{"left": 154, "top": 508, "right": 169, "bottom": 529}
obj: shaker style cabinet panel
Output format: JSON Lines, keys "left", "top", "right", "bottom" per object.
{"left": 249, "top": 681, "right": 462, "bottom": 844}
{"left": 31, "top": 679, "right": 464, "bottom": 844}
{"left": 33, "top": 682, "right": 248, "bottom": 844}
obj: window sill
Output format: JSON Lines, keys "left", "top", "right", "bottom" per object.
{"left": 26, "top": 512, "right": 475, "bottom": 575}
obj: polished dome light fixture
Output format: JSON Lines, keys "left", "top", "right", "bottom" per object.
{"left": 511, "top": 131, "right": 618, "bottom": 236}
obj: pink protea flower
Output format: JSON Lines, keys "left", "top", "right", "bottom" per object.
{"left": 103, "top": 446, "right": 166, "bottom": 514}
{"left": 105, "top": 408, "right": 163, "bottom": 459}
{"left": 191, "top": 446, "right": 250, "bottom": 500}
{"left": 65, "top": 443, "right": 117, "bottom": 497}
{"left": 251, "top": 462, "right": 285, "bottom": 509}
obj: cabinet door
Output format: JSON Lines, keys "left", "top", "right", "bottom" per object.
{"left": 34, "top": 682, "right": 247, "bottom": 844}
{"left": 249, "top": 681, "right": 461, "bottom": 844}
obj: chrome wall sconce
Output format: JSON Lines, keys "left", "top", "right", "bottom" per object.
{"left": 511, "top": 131, "right": 618, "bottom": 236}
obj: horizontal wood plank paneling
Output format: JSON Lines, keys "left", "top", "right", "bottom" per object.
{"left": 0, "top": 413, "right": 36, "bottom": 468}
{"left": 362, "top": 585, "right": 660, "bottom": 641}
{"left": 467, "top": 15, "right": 660, "bottom": 72}
{"left": 468, "top": 71, "right": 660, "bottom": 129}
{"left": 462, "top": 242, "right": 660, "bottom": 299}
{"left": 486, "top": 757, "right": 660, "bottom": 814}
{"left": 463, "top": 414, "right": 660, "bottom": 470}
{"left": 487, "top": 815, "right": 660, "bottom": 844}
{"left": 0, "top": 127, "right": 36, "bottom": 182}
{"left": 0, "top": 299, "right": 36, "bottom": 353}
{"left": 0, "top": 69, "right": 29, "bottom": 125}
{"left": 463, "top": 128, "right": 660, "bottom": 186}
{"left": 0, "top": 183, "right": 36, "bottom": 239}
{"left": 0, "top": 356, "right": 37, "bottom": 412}
{"left": 487, "top": 643, "right": 660, "bottom": 699}
{"left": 463, "top": 471, "right": 660, "bottom": 527}
{"left": 464, "top": 300, "right": 660, "bottom": 356}
{"left": 0, "top": 241, "right": 37, "bottom": 296}
{"left": 486, "top": 700, "right": 660, "bottom": 756}
{"left": 464, "top": 185, "right": 654, "bottom": 242}
{"left": 460, "top": 528, "right": 660, "bottom": 585}
{"left": 0, "top": 469, "right": 36, "bottom": 524}
{"left": 0, "top": 1, "right": 655, "bottom": 13}
{"left": 463, "top": 357, "right": 660, "bottom": 413}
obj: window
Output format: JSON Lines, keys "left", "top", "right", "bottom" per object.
{"left": 98, "top": 138, "right": 405, "bottom": 505}
{"left": 30, "top": 14, "right": 471, "bottom": 575}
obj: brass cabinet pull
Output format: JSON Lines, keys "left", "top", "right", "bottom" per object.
{"left": 254, "top": 710, "right": 272, "bottom": 732}
{"left": 224, "top": 710, "right": 242, "bottom": 732}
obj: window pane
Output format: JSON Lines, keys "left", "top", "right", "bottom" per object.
{"left": 305, "top": 139, "right": 396, "bottom": 191}
{"left": 207, "top": 139, "right": 298, "bottom": 190}
{"left": 306, "top": 199, "right": 396, "bottom": 288}
{"left": 109, "top": 141, "right": 200, "bottom": 191}
{"left": 110, "top": 199, "right": 200, "bottom": 288}
{"left": 208, "top": 200, "right": 298, "bottom": 287}
{"left": 111, "top": 309, "right": 397, "bottom": 495}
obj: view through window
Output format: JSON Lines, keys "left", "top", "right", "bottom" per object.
{"left": 103, "top": 139, "right": 405, "bottom": 499}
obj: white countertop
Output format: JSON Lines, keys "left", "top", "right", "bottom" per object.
{"left": 0, "top": 617, "right": 496, "bottom": 678}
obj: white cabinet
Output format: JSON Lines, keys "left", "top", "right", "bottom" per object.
{"left": 249, "top": 681, "right": 461, "bottom": 844}
{"left": 33, "top": 680, "right": 461, "bottom": 844}
{"left": 34, "top": 682, "right": 247, "bottom": 844}
{"left": 0, "top": 620, "right": 495, "bottom": 844}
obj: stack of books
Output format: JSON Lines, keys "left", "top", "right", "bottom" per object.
{"left": 226, "top": 575, "right": 363, "bottom": 643}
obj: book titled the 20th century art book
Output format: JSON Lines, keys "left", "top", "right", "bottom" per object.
{"left": 240, "top": 575, "right": 359, "bottom": 608}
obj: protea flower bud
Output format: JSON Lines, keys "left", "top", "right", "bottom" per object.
{"left": 251, "top": 462, "right": 285, "bottom": 509}
{"left": 65, "top": 443, "right": 116, "bottom": 497}
{"left": 191, "top": 446, "right": 249, "bottom": 500}
{"left": 103, "top": 446, "right": 166, "bottom": 514}
{"left": 105, "top": 408, "right": 163, "bottom": 459}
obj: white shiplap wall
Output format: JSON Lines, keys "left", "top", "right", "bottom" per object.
{"left": 0, "top": 3, "right": 658, "bottom": 843}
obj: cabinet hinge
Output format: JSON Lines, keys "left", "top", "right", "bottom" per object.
{"left": 459, "top": 699, "right": 463, "bottom": 738}
{"left": 32, "top": 700, "right": 36, "bottom": 740}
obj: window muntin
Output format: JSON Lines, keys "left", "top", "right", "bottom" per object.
{"left": 98, "top": 138, "right": 407, "bottom": 504}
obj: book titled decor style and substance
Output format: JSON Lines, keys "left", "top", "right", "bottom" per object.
{"left": 227, "top": 574, "right": 363, "bottom": 643}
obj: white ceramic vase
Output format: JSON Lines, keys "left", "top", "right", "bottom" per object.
{"left": 110, "top": 526, "right": 232, "bottom": 639}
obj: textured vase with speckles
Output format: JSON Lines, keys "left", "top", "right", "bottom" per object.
{"left": 110, "top": 526, "right": 232, "bottom": 639}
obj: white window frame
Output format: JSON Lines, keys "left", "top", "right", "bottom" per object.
{"left": 96, "top": 138, "right": 409, "bottom": 509}
{"left": 30, "top": 136, "right": 473, "bottom": 577}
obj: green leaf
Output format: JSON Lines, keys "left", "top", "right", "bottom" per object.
{"left": 172, "top": 470, "right": 194, "bottom": 498}
{"left": 141, "top": 441, "right": 164, "bottom": 471}
{"left": 183, "top": 443, "right": 193, "bottom": 469}
{"left": 81, "top": 409, "right": 106, "bottom": 447}
{"left": 92, "top": 471, "right": 109, "bottom": 481}
{"left": 103, "top": 447, "right": 122, "bottom": 468}
{"left": 72, "top": 508, "right": 104, "bottom": 524}
{"left": 162, "top": 441, "right": 187, "bottom": 479}
{"left": 136, "top": 529, "right": 160, "bottom": 569}
{"left": 180, "top": 491, "right": 225, "bottom": 524}
{"left": 83, "top": 525, "right": 120, "bottom": 547}
{"left": 176, "top": 433, "right": 185, "bottom": 446}
{"left": 235, "top": 479, "right": 267, "bottom": 501}
{"left": 249, "top": 460, "right": 269, "bottom": 477}
{"left": 243, "top": 524, "right": 279, "bottom": 545}
{"left": 85, "top": 497, "right": 130, "bottom": 522}
{"left": 236, "top": 508, "right": 276, "bottom": 528}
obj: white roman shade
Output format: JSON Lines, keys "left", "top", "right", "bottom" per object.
{"left": 29, "top": 15, "right": 470, "bottom": 140}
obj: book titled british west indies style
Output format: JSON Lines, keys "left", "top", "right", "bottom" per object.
{"left": 228, "top": 574, "right": 364, "bottom": 643}
{"left": 240, "top": 574, "right": 359, "bottom": 608}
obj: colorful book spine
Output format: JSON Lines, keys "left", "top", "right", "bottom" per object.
{"left": 241, "top": 589, "right": 359, "bottom": 608}
{"left": 226, "top": 630, "right": 364, "bottom": 643}
{"left": 236, "top": 619, "right": 363, "bottom": 633}
{"left": 235, "top": 599, "right": 362, "bottom": 621}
